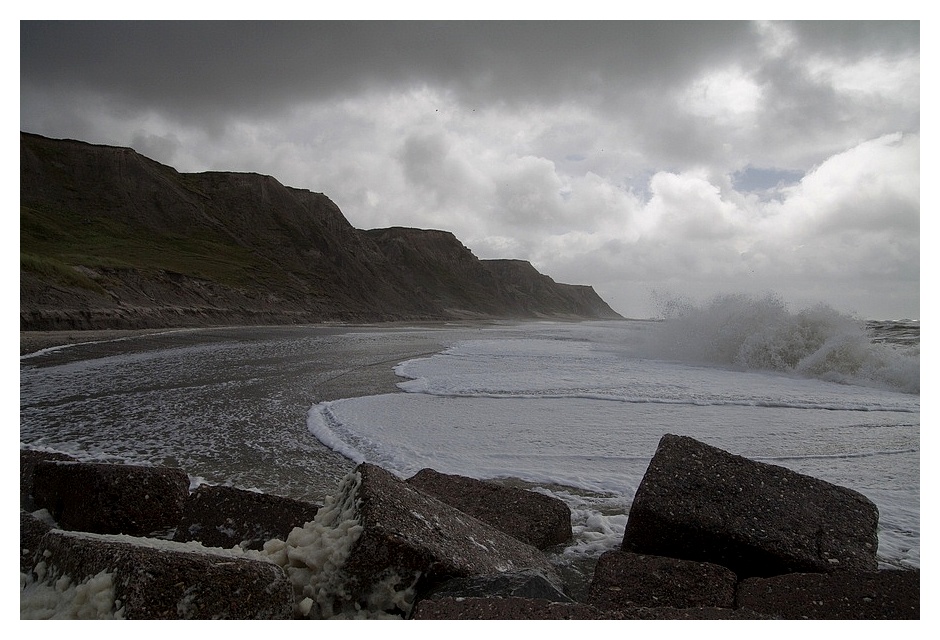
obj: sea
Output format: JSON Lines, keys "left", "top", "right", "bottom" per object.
{"left": 19, "top": 295, "right": 920, "bottom": 597}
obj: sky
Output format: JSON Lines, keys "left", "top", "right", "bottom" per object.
{"left": 18, "top": 19, "right": 922, "bottom": 320}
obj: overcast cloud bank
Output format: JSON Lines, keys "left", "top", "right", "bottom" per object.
{"left": 20, "top": 21, "right": 920, "bottom": 319}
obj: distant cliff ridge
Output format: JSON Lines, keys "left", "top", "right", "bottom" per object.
{"left": 20, "top": 132, "right": 622, "bottom": 330}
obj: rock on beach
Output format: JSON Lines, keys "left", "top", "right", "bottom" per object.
{"left": 622, "top": 434, "right": 880, "bottom": 577}
{"left": 587, "top": 550, "right": 738, "bottom": 610}
{"left": 31, "top": 460, "right": 190, "bottom": 537}
{"left": 736, "top": 570, "right": 920, "bottom": 619}
{"left": 267, "top": 463, "right": 562, "bottom": 618}
{"left": 22, "top": 529, "right": 293, "bottom": 619}
{"left": 173, "top": 483, "right": 321, "bottom": 551}
{"left": 406, "top": 467, "right": 572, "bottom": 549}
{"left": 19, "top": 436, "right": 918, "bottom": 620}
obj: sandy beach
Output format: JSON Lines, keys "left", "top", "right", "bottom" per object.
{"left": 20, "top": 324, "right": 458, "bottom": 402}
{"left": 21, "top": 329, "right": 174, "bottom": 357}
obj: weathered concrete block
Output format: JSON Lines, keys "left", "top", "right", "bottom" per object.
{"left": 32, "top": 461, "right": 189, "bottom": 537}
{"left": 21, "top": 529, "right": 293, "bottom": 619}
{"left": 20, "top": 450, "right": 77, "bottom": 510}
{"left": 587, "top": 550, "right": 737, "bottom": 610}
{"left": 602, "top": 606, "right": 773, "bottom": 620}
{"left": 173, "top": 484, "right": 320, "bottom": 550}
{"left": 263, "top": 463, "right": 561, "bottom": 618}
{"left": 20, "top": 510, "right": 53, "bottom": 573}
{"left": 407, "top": 468, "right": 572, "bottom": 549}
{"left": 622, "top": 434, "right": 879, "bottom": 577}
{"left": 411, "top": 597, "right": 773, "bottom": 620}
{"left": 348, "top": 464, "right": 561, "bottom": 591}
{"left": 736, "top": 570, "right": 919, "bottom": 619}
{"left": 412, "top": 596, "right": 604, "bottom": 620}
{"left": 419, "top": 568, "right": 573, "bottom": 604}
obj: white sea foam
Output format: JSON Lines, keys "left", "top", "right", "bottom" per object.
{"left": 20, "top": 567, "right": 123, "bottom": 620}
{"left": 256, "top": 469, "right": 422, "bottom": 619}
{"left": 260, "top": 471, "right": 364, "bottom": 618}
{"left": 20, "top": 529, "right": 292, "bottom": 619}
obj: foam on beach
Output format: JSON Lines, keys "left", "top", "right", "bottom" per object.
{"left": 260, "top": 470, "right": 364, "bottom": 617}
{"left": 21, "top": 566, "right": 123, "bottom": 620}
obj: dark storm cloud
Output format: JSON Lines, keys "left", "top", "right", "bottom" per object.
{"left": 22, "top": 21, "right": 384, "bottom": 116}
{"left": 21, "top": 21, "right": 759, "bottom": 116}
{"left": 790, "top": 20, "right": 919, "bottom": 55}
{"left": 21, "top": 21, "right": 917, "bottom": 162}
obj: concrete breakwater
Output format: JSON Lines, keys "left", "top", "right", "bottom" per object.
{"left": 20, "top": 435, "right": 919, "bottom": 620}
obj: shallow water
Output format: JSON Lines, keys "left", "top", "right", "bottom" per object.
{"left": 308, "top": 320, "right": 919, "bottom": 578}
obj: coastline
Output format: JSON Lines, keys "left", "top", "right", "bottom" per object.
{"left": 20, "top": 324, "right": 457, "bottom": 403}
{"left": 20, "top": 328, "right": 180, "bottom": 357}
{"left": 18, "top": 319, "right": 512, "bottom": 357}
{"left": 19, "top": 320, "right": 920, "bottom": 618}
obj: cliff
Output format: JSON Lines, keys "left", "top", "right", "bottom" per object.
{"left": 20, "top": 132, "right": 622, "bottom": 330}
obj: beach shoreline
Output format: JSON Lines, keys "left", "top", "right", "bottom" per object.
{"left": 20, "top": 324, "right": 460, "bottom": 405}
{"left": 18, "top": 319, "right": 519, "bottom": 357}
{"left": 20, "top": 328, "right": 178, "bottom": 357}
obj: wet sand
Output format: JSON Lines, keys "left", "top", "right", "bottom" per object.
{"left": 20, "top": 323, "right": 462, "bottom": 401}
{"left": 21, "top": 328, "right": 172, "bottom": 357}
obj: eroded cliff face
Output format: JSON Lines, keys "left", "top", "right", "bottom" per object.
{"left": 20, "top": 132, "right": 622, "bottom": 330}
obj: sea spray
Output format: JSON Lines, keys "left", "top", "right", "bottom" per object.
{"left": 646, "top": 293, "right": 919, "bottom": 393}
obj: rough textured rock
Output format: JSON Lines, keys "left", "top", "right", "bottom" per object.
{"left": 736, "top": 570, "right": 920, "bottom": 620}
{"left": 31, "top": 461, "right": 190, "bottom": 537}
{"left": 173, "top": 484, "right": 320, "bottom": 551}
{"left": 20, "top": 450, "right": 77, "bottom": 510}
{"left": 412, "top": 597, "right": 604, "bottom": 620}
{"left": 587, "top": 550, "right": 737, "bottom": 610}
{"left": 406, "top": 468, "right": 572, "bottom": 549}
{"left": 418, "top": 569, "right": 573, "bottom": 605}
{"left": 364, "top": 227, "right": 621, "bottom": 320}
{"left": 480, "top": 259, "right": 620, "bottom": 319}
{"left": 605, "top": 606, "right": 774, "bottom": 620}
{"left": 342, "top": 464, "right": 562, "bottom": 604}
{"left": 622, "top": 434, "right": 879, "bottom": 577}
{"left": 23, "top": 529, "right": 293, "bottom": 619}
{"left": 19, "top": 454, "right": 916, "bottom": 620}
{"left": 411, "top": 597, "right": 772, "bottom": 620}
{"left": 20, "top": 510, "right": 53, "bottom": 573}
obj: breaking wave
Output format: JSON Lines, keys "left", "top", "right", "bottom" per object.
{"left": 646, "top": 293, "right": 919, "bottom": 394}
